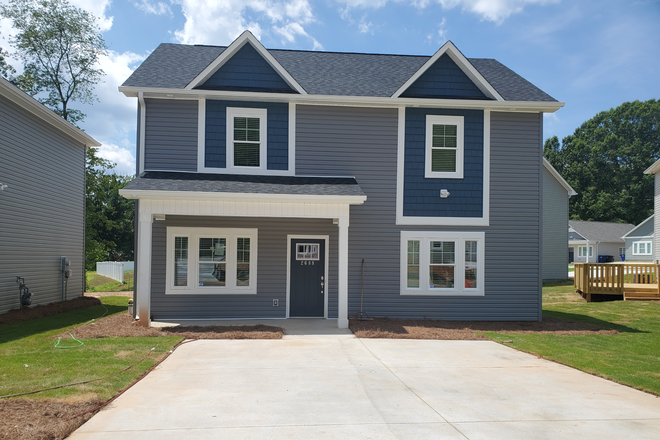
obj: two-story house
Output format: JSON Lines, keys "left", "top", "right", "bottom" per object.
{"left": 119, "top": 31, "right": 563, "bottom": 327}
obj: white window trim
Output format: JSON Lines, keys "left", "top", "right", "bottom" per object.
{"left": 400, "top": 231, "right": 485, "bottom": 296}
{"left": 226, "top": 107, "right": 268, "bottom": 171}
{"left": 577, "top": 246, "right": 593, "bottom": 258}
{"left": 633, "top": 241, "right": 653, "bottom": 256}
{"left": 166, "top": 227, "right": 258, "bottom": 295}
{"left": 396, "top": 108, "right": 490, "bottom": 227}
{"left": 425, "top": 114, "right": 464, "bottom": 179}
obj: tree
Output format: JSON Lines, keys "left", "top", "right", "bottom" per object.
{"left": 0, "top": 0, "right": 107, "bottom": 124}
{"left": 86, "top": 148, "right": 135, "bottom": 270}
{"left": 544, "top": 99, "right": 660, "bottom": 225}
{"left": 0, "top": 46, "right": 16, "bottom": 79}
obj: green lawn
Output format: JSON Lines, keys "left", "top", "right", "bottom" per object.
{"left": 0, "top": 296, "right": 181, "bottom": 401}
{"left": 487, "top": 280, "right": 660, "bottom": 395}
{"left": 86, "top": 271, "right": 134, "bottom": 293}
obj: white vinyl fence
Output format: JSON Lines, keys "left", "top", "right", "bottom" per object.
{"left": 96, "top": 261, "right": 134, "bottom": 283}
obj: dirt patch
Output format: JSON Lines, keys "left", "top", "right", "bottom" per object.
{"left": 57, "top": 312, "right": 283, "bottom": 340}
{"left": 349, "top": 316, "right": 619, "bottom": 339}
{"left": 0, "top": 397, "right": 102, "bottom": 440}
{"left": 85, "top": 291, "right": 133, "bottom": 298}
{"left": 0, "top": 297, "right": 102, "bottom": 325}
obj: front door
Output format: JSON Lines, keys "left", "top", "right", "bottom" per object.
{"left": 289, "top": 238, "right": 325, "bottom": 317}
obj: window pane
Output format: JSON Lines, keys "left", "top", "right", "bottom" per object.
{"left": 237, "top": 238, "right": 250, "bottom": 287}
{"left": 174, "top": 236, "right": 188, "bottom": 287}
{"left": 198, "top": 238, "right": 226, "bottom": 287}
{"left": 233, "top": 117, "right": 260, "bottom": 142}
{"left": 432, "top": 124, "right": 457, "bottom": 149}
{"left": 430, "top": 241, "right": 455, "bottom": 289}
{"left": 234, "top": 143, "right": 260, "bottom": 167}
{"left": 465, "top": 240, "right": 478, "bottom": 289}
{"left": 431, "top": 149, "right": 456, "bottom": 172}
{"left": 429, "top": 265, "right": 454, "bottom": 288}
{"left": 430, "top": 241, "right": 455, "bottom": 264}
{"left": 407, "top": 240, "right": 420, "bottom": 288}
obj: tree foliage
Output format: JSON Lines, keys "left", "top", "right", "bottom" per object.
{"left": 0, "top": 45, "right": 16, "bottom": 79}
{"left": 0, "top": 0, "right": 107, "bottom": 124}
{"left": 86, "top": 149, "right": 135, "bottom": 270}
{"left": 544, "top": 99, "right": 660, "bottom": 225}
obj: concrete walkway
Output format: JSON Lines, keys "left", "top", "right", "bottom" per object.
{"left": 70, "top": 338, "right": 660, "bottom": 440}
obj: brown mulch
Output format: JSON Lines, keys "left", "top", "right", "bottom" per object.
{"left": 349, "top": 316, "right": 619, "bottom": 339}
{"left": 0, "top": 397, "right": 103, "bottom": 440}
{"left": 56, "top": 312, "right": 283, "bottom": 340}
{"left": 0, "top": 297, "right": 102, "bottom": 325}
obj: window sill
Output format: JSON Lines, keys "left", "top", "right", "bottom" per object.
{"left": 401, "top": 290, "right": 484, "bottom": 296}
{"left": 165, "top": 290, "right": 257, "bottom": 295}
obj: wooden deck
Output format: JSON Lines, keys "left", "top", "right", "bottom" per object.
{"left": 574, "top": 263, "right": 660, "bottom": 302}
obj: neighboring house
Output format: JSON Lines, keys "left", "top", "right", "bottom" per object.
{"left": 118, "top": 31, "right": 564, "bottom": 327}
{"left": 644, "top": 159, "right": 660, "bottom": 262}
{"left": 621, "top": 215, "right": 654, "bottom": 262}
{"left": 0, "top": 77, "right": 100, "bottom": 315}
{"left": 542, "top": 158, "right": 576, "bottom": 280}
{"left": 568, "top": 220, "right": 634, "bottom": 263}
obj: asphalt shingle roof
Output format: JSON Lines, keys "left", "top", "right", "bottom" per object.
{"left": 569, "top": 220, "right": 635, "bottom": 243}
{"left": 122, "top": 43, "right": 557, "bottom": 102}
{"left": 123, "top": 171, "right": 366, "bottom": 198}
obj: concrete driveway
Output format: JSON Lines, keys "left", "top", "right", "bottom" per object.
{"left": 70, "top": 336, "right": 660, "bottom": 439}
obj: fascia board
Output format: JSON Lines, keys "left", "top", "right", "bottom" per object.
{"left": 185, "top": 31, "right": 307, "bottom": 95}
{"left": 118, "top": 189, "right": 367, "bottom": 205}
{"left": 644, "top": 158, "right": 660, "bottom": 174}
{"left": 622, "top": 215, "right": 654, "bottom": 239}
{"left": 1, "top": 78, "right": 100, "bottom": 147}
{"left": 118, "top": 86, "right": 565, "bottom": 112}
{"left": 391, "top": 41, "right": 504, "bottom": 101}
{"left": 543, "top": 158, "right": 577, "bottom": 196}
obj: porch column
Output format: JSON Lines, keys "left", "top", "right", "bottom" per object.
{"left": 137, "top": 209, "right": 152, "bottom": 327}
{"left": 337, "top": 215, "right": 349, "bottom": 328}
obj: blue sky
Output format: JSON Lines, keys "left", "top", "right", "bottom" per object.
{"left": 1, "top": 0, "right": 659, "bottom": 174}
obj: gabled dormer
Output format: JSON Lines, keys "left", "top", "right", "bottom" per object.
{"left": 392, "top": 41, "right": 503, "bottom": 101}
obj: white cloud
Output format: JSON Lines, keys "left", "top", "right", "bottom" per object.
{"left": 70, "top": 0, "right": 114, "bottom": 31}
{"left": 358, "top": 16, "right": 373, "bottom": 34}
{"left": 95, "top": 143, "right": 137, "bottom": 175}
{"left": 172, "top": 0, "right": 319, "bottom": 49}
{"left": 426, "top": 17, "right": 447, "bottom": 44}
{"left": 133, "top": 0, "right": 173, "bottom": 16}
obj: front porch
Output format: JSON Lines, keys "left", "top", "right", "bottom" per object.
{"left": 573, "top": 263, "right": 660, "bottom": 302}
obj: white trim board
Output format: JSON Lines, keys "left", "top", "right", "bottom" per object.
{"left": 396, "top": 107, "right": 490, "bottom": 227}
{"left": 391, "top": 41, "right": 503, "bottom": 101}
{"left": 119, "top": 190, "right": 366, "bottom": 205}
{"left": 286, "top": 235, "right": 330, "bottom": 319}
{"left": 185, "top": 30, "right": 307, "bottom": 95}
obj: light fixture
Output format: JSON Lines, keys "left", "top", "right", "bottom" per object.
{"left": 440, "top": 189, "right": 450, "bottom": 198}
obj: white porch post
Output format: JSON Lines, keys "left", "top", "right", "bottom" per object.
{"left": 137, "top": 207, "right": 152, "bottom": 327}
{"left": 337, "top": 215, "right": 349, "bottom": 328}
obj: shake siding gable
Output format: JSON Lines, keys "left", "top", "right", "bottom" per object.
{"left": 204, "top": 100, "right": 288, "bottom": 170}
{"left": 403, "top": 108, "right": 483, "bottom": 218}
{"left": 400, "top": 53, "right": 487, "bottom": 99}
{"left": 296, "top": 105, "right": 541, "bottom": 321}
{"left": 144, "top": 98, "right": 198, "bottom": 172}
{"left": 0, "top": 96, "right": 85, "bottom": 314}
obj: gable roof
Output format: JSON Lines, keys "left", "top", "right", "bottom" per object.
{"left": 543, "top": 158, "right": 577, "bottom": 196}
{"left": 122, "top": 41, "right": 557, "bottom": 102}
{"left": 622, "top": 215, "right": 654, "bottom": 239}
{"left": 0, "top": 77, "right": 100, "bottom": 147}
{"left": 644, "top": 158, "right": 660, "bottom": 175}
{"left": 568, "top": 220, "right": 635, "bottom": 243}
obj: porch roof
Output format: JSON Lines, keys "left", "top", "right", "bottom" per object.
{"left": 121, "top": 171, "right": 366, "bottom": 202}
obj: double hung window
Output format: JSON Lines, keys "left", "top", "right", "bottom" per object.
{"left": 401, "top": 231, "right": 484, "bottom": 295}
{"left": 633, "top": 241, "right": 652, "bottom": 256}
{"left": 577, "top": 246, "right": 593, "bottom": 258}
{"left": 227, "top": 107, "right": 267, "bottom": 170}
{"left": 425, "top": 115, "right": 464, "bottom": 179}
{"left": 167, "top": 227, "right": 257, "bottom": 294}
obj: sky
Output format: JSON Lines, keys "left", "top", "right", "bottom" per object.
{"left": 1, "top": 0, "right": 659, "bottom": 175}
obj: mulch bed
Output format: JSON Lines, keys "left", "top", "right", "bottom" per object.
{"left": 349, "top": 316, "right": 619, "bottom": 339}
{"left": 0, "top": 398, "right": 103, "bottom": 440}
{"left": 57, "top": 312, "right": 283, "bottom": 340}
{"left": 0, "top": 297, "right": 102, "bottom": 325}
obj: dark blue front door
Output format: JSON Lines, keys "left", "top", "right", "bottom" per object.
{"left": 290, "top": 239, "right": 325, "bottom": 317}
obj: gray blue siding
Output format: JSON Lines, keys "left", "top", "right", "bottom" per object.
{"left": 400, "top": 54, "right": 487, "bottom": 99}
{"left": 144, "top": 98, "right": 198, "bottom": 172}
{"left": 0, "top": 95, "right": 85, "bottom": 314}
{"left": 150, "top": 216, "right": 338, "bottom": 320}
{"left": 199, "top": 44, "right": 295, "bottom": 93}
{"left": 296, "top": 106, "right": 541, "bottom": 321}
{"left": 542, "top": 165, "right": 570, "bottom": 280}
{"left": 403, "top": 108, "right": 483, "bottom": 218}
{"left": 205, "top": 100, "right": 288, "bottom": 170}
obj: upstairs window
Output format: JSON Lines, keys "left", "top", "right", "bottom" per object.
{"left": 425, "top": 115, "right": 464, "bottom": 179}
{"left": 227, "top": 107, "right": 267, "bottom": 170}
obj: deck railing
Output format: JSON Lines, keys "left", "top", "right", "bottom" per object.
{"left": 574, "top": 263, "right": 660, "bottom": 296}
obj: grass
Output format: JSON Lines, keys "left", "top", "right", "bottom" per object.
{"left": 0, "top": 296, "right": 181, "bottom": 401}
{"left": 85, "top": 271, "right": 134, "bottom": 293}
{"left": 487, "top": 280, "right": 660, "bottom": 396}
